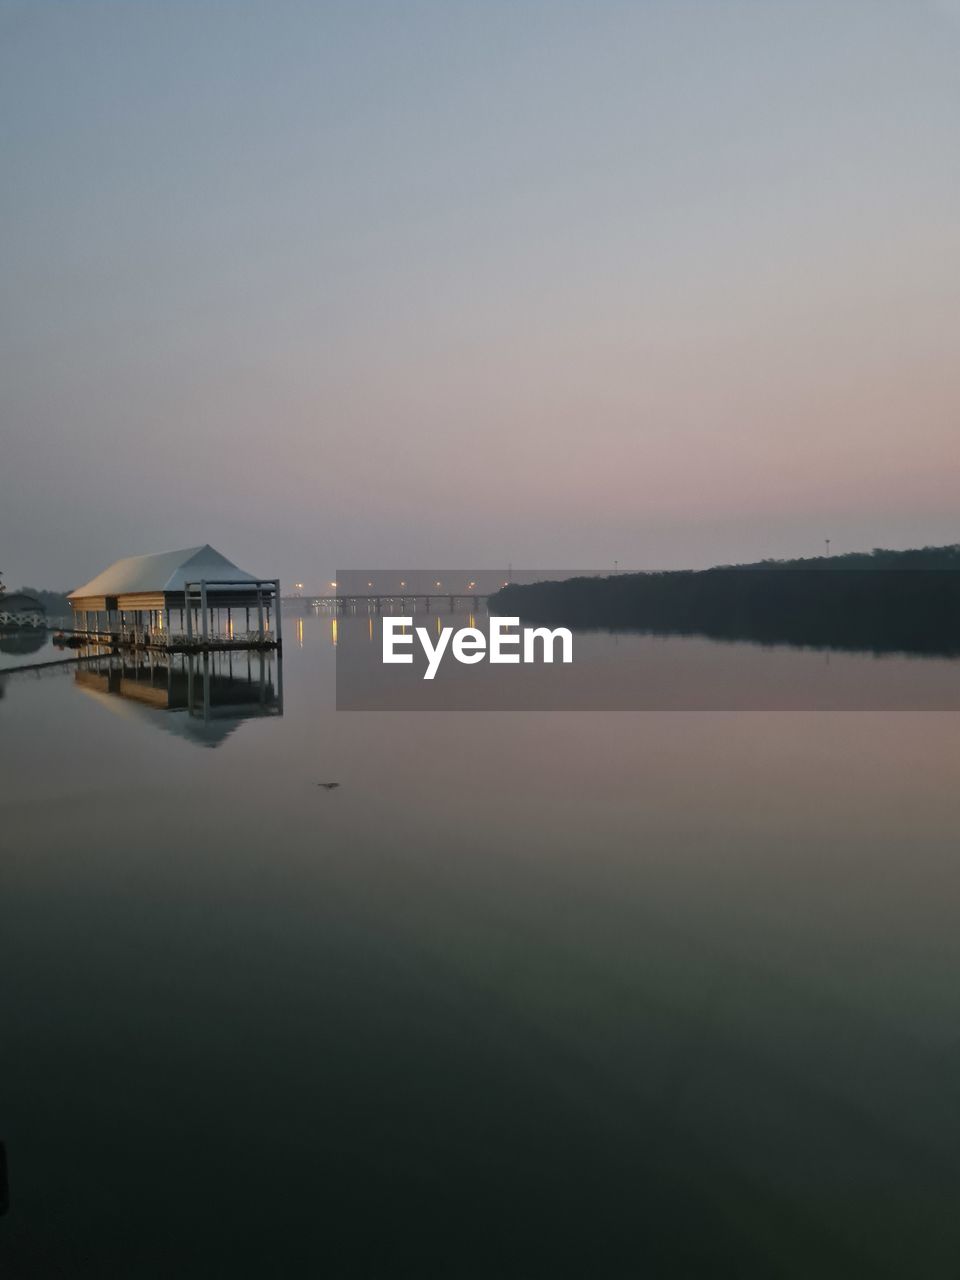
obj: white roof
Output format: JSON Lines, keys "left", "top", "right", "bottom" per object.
{"left": 70, "top": 545, "right": 261, "bottom": 599}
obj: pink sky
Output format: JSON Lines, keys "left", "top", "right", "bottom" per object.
{"left": 1, "top": 1, "right": 958, "bottom": 589}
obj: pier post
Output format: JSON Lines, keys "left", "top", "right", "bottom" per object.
{"left": 200, "top": 581, "right": 209, "bottom": 645}
{"left": 202, "top": 652, "right": 210, "bottom": 721}
{"left": 273, "top": 580, "right": 283, "bottom": 649}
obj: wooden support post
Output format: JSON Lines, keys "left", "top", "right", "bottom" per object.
{"left": 185, "top": 590, "right": 193, "bottom": 642}
{"left": 273, "top": 580, "right": 283, "bottom": 647}
{"left": 200, "top": 581, "right": 209, "bottom": 645}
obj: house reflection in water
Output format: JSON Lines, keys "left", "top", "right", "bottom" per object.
{"left": 74, "top": 649, "right": 282, "bottom": 747}
{"left": 0, "top": 630, "right": 48, "bottom": 659}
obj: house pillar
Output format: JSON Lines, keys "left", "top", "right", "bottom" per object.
{"left": 273, "top": 580, "right": 283, "bottom": 647}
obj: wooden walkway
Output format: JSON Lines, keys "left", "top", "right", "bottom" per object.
{"left": 0, "top": 654, "right": 88, "bottom": 675}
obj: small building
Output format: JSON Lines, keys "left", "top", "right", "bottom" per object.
{"left": 68, "top": 545, "right": 281, "bottom": 650}
{"left": 0, "top": 591, "right": 46, "bottom": 631}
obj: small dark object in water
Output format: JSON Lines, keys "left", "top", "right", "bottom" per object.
{"left": 317, "top": 782, "right": 340, "bottom": 790}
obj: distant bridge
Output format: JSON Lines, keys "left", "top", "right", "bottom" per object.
{"left": 287, "top": 593, "right": 490, "bottom": 612}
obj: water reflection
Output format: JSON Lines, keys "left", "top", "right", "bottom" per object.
{"left": 73, "top": 650, "right": 283, "bottom": 747}
{"left": 332, "top": 603, "right": 960, "bottom": 710}
{"left": 0, "top": 631, "right": 47, "bottom": 658}
{"left": 3, "top": 614, "right": 960, "bottom": 1276}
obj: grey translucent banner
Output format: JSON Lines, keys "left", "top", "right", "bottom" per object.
{"left": 331, "top": 569, "right": 960, "bottom": 710}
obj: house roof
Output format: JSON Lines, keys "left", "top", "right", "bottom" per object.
{"left": 69, "top": 545, "right": 261, "bottom": 599}
{"left": 1, "top": 592, "right": 45, "bottom": 612}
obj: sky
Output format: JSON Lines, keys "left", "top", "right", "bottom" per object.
{"left": 1, "top": 0, "right": 958, "bottom": 590}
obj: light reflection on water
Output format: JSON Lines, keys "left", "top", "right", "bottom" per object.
{"left": 327, "top": 602, "right": 960, "bottom": 711}
{"left": 1, "top": 611, "right": 960, "bottom": 1276}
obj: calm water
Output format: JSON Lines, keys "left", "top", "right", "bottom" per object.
{"left": 2, "top": 612, "right": 960, "bottom": 1276}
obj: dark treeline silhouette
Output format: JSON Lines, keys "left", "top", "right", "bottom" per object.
{"left": 17, "top": 586, "right": 70, "bottom": 615}
{"left": 489, "top": 545, "right": 960, "bottom": 658}
{"left": 718, "top": 544, "right": 960, "bottom": 572}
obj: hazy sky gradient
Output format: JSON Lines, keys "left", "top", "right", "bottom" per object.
{"left": 2, "top": 0, "right": 958, "bottom": 588}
